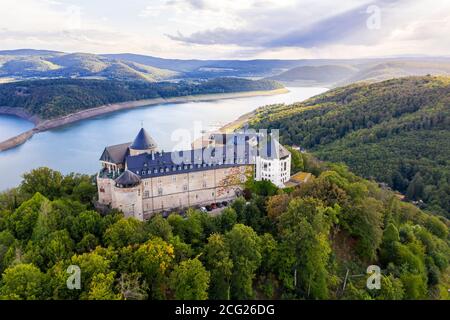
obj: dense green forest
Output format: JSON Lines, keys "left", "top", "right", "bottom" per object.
{"left": 250, "top": 76, "right": 450, "bottom": 217}
{"left": 0, "top": 78, "right": 283, "bottom": 119}
{"left": 0, "top": 151, "right": 448, "bottom": 300}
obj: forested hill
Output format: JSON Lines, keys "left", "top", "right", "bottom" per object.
{"left": 0, "top": 156, "right": 448, "bottom": 300}
{"left": 0, "top": 78, "right": 283, "bottom": 119}
{"left": 250, "top": 76, "right": 450, "bottom": 217}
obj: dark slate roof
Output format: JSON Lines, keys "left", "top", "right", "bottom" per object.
{"left": 126, "top": 144, "right": 256, "bottom": 178}
{"left": 100, "top": 142, "right": 131, "bottom": 164}
{"left": 212, "top": 132, "right": 290, "bottom": 160}
{"left": 130, "top": 128, "right": 157, "bottom": 150}
{"left": 115, "top": 170, "right": 141, "bottom": 186}
{"left": 261, "top": 140, "right": 290, "bottom": 160}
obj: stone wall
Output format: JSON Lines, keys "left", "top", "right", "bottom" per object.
{"left": 99, "top": 164, "right": 253, "bottom": 220}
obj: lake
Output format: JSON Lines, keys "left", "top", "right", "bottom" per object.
{"left": 0, "top": 87, "right": 327, "bottom": 190}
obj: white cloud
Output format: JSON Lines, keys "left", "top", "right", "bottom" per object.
{"left": 0, "top": 0, "right": 449, "bottom": 59}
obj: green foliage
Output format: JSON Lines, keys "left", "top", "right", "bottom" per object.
{"left": 169, "top": 258, "right": 210, "bottom": 300}
{"left": 103, "top": 218, "right": 147, "bottom": 248}
{"left": 285, "top": 146, "right": 304, "bottom": 173}
{"left": 85, "top": 272, "right": 121, "bottom": 300}
{"left": 6, "top": 192, "right": 48, "bottom": 240}
{"left": 278, "top": 197, "right": 334, "bottom": 299}
{"left": 0, "top": 162, "right": 448, "bottom": 300}
{"left": 245, "top": 178, "right": 278, "bottom": 197}
{"left": 134, "top": 238, "right": 174, "bottom": 299}
{"left": 146, "top": 214, "right": 173, "bottom": 241}
{"left": 0, "top": 263, "right": 49, "bottom": 300}
{"left": 203, "top": 233, "right": 233, "bottom": 300}
{"left": 251, "top": 76, "right": 450, "bottom": 217}
{"left": 0, "top": 78, "right": 283, "bottom": 119}
{"left": 342, "top": 198, "right": 384, "bottom": 260}
{"left": 225, "top": 224, "right": 262, "bottom": 299}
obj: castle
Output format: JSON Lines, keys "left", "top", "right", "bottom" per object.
{"left": 97, "top": 128, "right": 291, "bottom": 220}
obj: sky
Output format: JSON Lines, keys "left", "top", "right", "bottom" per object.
{"left": 0, "top": 0, "right": 449, "bottom": 59}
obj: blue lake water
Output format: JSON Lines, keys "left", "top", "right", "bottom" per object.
{"left": 0, "top": 114, "right": 34, "bottom": 141}
{"left": 0, "top": 87, "right": 327, "bottom": 190}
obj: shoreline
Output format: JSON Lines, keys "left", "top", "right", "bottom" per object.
{"left": 0, "top": 88, "right": 289, "bottom": 152}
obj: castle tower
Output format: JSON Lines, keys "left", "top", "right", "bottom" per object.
{"left": 111, "top": 170, "right": 143, "bottom": 220}
{"left": 129, "top": 128, "right": 157, "bottom": 156}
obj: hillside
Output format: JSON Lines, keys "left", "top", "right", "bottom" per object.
{"left": 268, "top": 60, "right": 450, "bottom": 87}
{"left": 267, "top": 65, "right": 358, "bottom": 86}
{"left": 3, "top": 49, "right": 450, "bottom": 84}
{"left": 0, "top": 78, "right": 284, "bottom": 119}
{"left": 0, "top": 51, "right": 178, "bottom": 82}
{"left": 0, "top": 156, "right": 448, "bottom": 300}
{"left": 249, "top": 76, "right": 450, "bottom": 217}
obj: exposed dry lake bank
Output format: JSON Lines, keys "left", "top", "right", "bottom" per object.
{"left": 0, "top": 88, "right": 289, "bottom": 152}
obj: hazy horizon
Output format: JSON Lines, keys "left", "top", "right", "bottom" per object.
{"left": 3, "top": 48, "right": 450, "bottom": 61}
{"left": 1, "top": 0, "right": 449, "bottom": 60}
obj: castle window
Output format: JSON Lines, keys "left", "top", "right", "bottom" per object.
{"left": 240, "top": 175, "right": 245, "bottom": 183}
{"left": 144, "top": 191, "right": 149, "bottom": 198}
{"left": 158, "top": 188, "right": 163, "bottom": 195}
{"left": 183, "top": 184, "right": 188, "bottom": 191}
{"left": 160, "top": 168, "right": 164, "bottom": 173}
{"left": 154, "top": 169, "right": 157, "bottom": 173}
{"left": 172, "top": 166, "right": 176, "bottom": 171}
{"left": 202, "top": 181, "right": 207, "bottom": 188}
{"left": 141, "top": 170, "right": 145, "bottom": 175}
{"left": 165, "top": 168, "right": 169, "bottom": 172}
{"left": 172, "top": 176, "right": 176, "bottom": 182}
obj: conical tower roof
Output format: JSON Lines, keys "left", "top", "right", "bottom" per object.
{"left": 115, "top": 170, "right": 141, "bottom": 187}
{"left": 130, "top": 128, "right": 157, "bottom": 150}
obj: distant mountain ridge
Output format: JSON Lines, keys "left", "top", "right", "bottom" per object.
{"left": 0, "top": 50, "right": 179, "bottom": 82}
{"left": 2, "top": 49, "right": 450, "bottom": 84}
